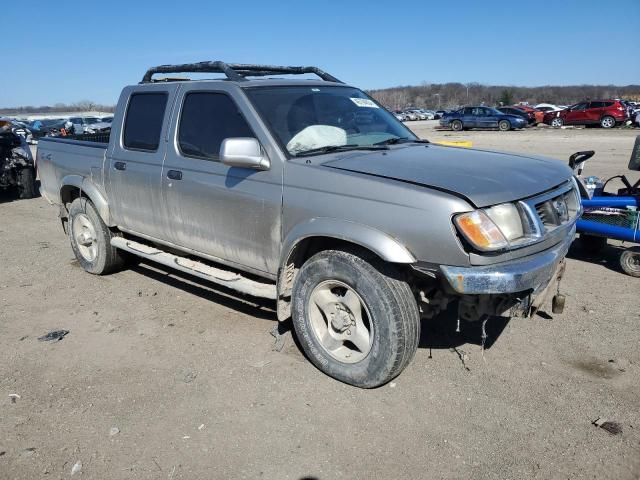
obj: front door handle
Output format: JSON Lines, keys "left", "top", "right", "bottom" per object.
{"left": 114, "top": 161, "right": 126, "bottom": 171}
{"left": 167, "top": 170, "right": 183, "bottom": 180}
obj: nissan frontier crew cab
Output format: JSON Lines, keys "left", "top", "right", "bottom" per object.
{"left": 37, "top": 62, "right": 580, "bottom": 388}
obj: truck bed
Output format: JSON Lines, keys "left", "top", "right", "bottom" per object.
{"left": 37, "top": 137, "right": 108, "bottom": 206}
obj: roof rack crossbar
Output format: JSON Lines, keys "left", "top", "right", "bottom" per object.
{"left": 140, "top": 61, "right": 342, "bottom": 83}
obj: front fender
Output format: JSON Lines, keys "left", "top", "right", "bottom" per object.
{"left": 281, "top": 218, "right": 416, "bottom": 267}
{"left": 60, "top": 175, "right": 113, "bottom": 226}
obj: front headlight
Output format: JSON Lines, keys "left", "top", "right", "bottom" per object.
{"left": 455, "top": 202, "right": 533, "bottom": 251}
{"left": 485, "top": 203, "right": 524, "bottom": 241}
{"left": 454, "top": 210, "right": 509, "bottom": 251}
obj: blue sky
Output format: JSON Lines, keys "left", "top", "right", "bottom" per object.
{"left": 2, "top": 0, "right": 639, "bottom": 107}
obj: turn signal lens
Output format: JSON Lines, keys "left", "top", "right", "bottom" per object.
{"left": 455, "top": 211, "right": 509, "bottom": 251}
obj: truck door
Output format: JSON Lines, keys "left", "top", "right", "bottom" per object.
{"left": 161, "top": 85, "right": 283, "bottom": 276}
{"left": 107, "top": 84, "right": 180, "bottom": 240}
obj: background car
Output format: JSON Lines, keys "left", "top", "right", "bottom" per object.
{"left": 498, "top": 106, "right": 535, "bottom": 125}
{"left": 535, "top": 103, "right": 563, "bottom": 112}
{"left": 402, "top": 110, "right": 418, "bottom": 121}
{"left": 440, "top": 106, "right": 527, "bottom": 131}
{"left": 68, "top": 116, "right": 103, "bottom": 134}
{"left": 393, "top": 110, "right": 406, "bottom": 121}
{"left": 434, "top": 110, "right": 446, "bottom": 119}
{"left": 84, "top": 116, "right": 114, "bottom": 134}
{"left": 417, "top": 109, "right": 435, "bottom": 120}
{"left": 21, "top": 118, "right": 66, "bottom": 143}
{"left": 25, "top": 118, "right": 67, "bottom": 140}
{"left": 543, "top": 100, "right": 628, "bottom": 128}
{"left": 409, "top": 110, "right": 428, "bottom": 120}
{"left": 6, "top": 120, "right": 34, "bottom": 144}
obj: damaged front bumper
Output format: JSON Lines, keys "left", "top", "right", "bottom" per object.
{"left": 440, "top": 224, "right": 575, "bottom": 296}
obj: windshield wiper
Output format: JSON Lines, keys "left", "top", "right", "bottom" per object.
{"left": 374, "top": 137, "right": 430, "bottom": 145}
{"left": 293, "top": 144, "right": 389, "bottom": 157}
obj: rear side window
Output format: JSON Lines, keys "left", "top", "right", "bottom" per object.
{"left": 178, "top": 92, "right": 253, "bottom": 161}
{"left": 603, "top": 101, "right": 614, "bottom": 107}
{"left": 123, "top": 93, "right": 168, "bottom": 151}
{"left": 589, "top": 101, "right": 604, "bottom": 108}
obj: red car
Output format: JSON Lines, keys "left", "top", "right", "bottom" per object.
{"left": 544, "top": 100, "right": 627, "bottom": 128}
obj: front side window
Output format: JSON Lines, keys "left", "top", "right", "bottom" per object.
{"left": 178, "top": 92, "right": 253, "bottom": 160}
{"left": 123, "top": 93, "right": 168, "bottom": 151}
{"left": 245, "top": 86, "right": 416, "bottom": 156}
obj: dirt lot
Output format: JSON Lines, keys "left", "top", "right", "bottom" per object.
{"left": 1, "top": 126, "right": 639, "bottom": 479}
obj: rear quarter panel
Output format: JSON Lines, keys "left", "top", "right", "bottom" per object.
{"left": 37, "top": 139, "right": 107, "bottom": 205}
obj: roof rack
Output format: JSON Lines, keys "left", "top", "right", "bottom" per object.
{"left": 140, "top": 61, "right": 343, "bottom": 84}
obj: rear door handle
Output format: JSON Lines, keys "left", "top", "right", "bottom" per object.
{"left": 167, "top": 170, "right": 183, "bottom": 180}
{"left": 114, "top": 161, "right": 126, "bottom": 171}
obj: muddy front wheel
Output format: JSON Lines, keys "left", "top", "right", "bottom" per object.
{"left": 291, "top": 249, "right": 420, "bottom": 388}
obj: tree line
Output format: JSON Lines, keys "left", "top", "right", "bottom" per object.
{"left": 0, "top": 101, "right": 115, "bottom": 115}
{"left": 367, "top": 83, "right": 640, "bottom": 110}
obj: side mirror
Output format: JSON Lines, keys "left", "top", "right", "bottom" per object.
{"left": 220, "top": 138, "right": 270, "bottom": 170}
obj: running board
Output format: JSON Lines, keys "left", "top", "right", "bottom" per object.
{"left": 110, "top": 237, "right": 277, "bottom": 300}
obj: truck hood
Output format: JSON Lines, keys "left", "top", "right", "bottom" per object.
{"left": 323, "top": 144, "right": 573, "bottom": 208}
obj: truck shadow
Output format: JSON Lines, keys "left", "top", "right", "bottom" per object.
{"left": 566, "top": 241, "right": 630, "bottom": 276}
{"left": 418, "top": 305, "right": 511, "bottom": 351}
{"left": 131, "top": 262, "right": 277, "bottom": 321}
{"left": 130, "top": 261, "right": 520, "bottom": 353}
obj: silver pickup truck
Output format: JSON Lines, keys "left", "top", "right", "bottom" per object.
{"left": 37, "top": 62, "right": 580, "bottom": 388}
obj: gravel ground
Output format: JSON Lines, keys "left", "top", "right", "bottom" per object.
{"left": 1, "top": 125, "right": 639, "bottom": 479}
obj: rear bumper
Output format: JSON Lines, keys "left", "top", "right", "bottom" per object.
{"left": 440, "top": 224, "right": 575, "bottom": 294}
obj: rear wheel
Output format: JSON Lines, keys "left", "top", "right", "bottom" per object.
{"left": 600, "top": 116, "right": 616, "bottom": 129}
{"left": 498, "top": 120, "right": 511, "bottom": 131}
{"left": 68, "top": 197, "right": 126, "bottom": 275}
{"left": 620, "top": 247, "right": 640, "bottom": 277}
{"left": 451, "top": 120, "right": 463, "bottom": 131}
{"left": 291, "top": 249, "right": 420, "bottom": 388}
{"left": 551, "top": 117, "right": 563, "bottom": 127}
{"left": 17, "top": 167, "right": 37, "bottom": 199}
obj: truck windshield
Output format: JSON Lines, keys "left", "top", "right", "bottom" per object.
{"left": 244, "top": 86, "right": 417, "bottom": 157}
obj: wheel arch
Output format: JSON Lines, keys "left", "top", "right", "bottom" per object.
{"left": 275, "top": 219, "right": 416, "bottom": 321}
{"left": 60, "top": 175, "right": 113, "bottom": 226}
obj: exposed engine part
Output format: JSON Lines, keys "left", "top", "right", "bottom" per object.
{"left": 458, "top": 292, "right": 530, "bottom": 322}
{"left": 418, "top": 288, "right": 452, "bottom": 319}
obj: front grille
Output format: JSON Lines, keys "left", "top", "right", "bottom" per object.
{"left": 533, "top": 188, "right": 578, "bottom": 233}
